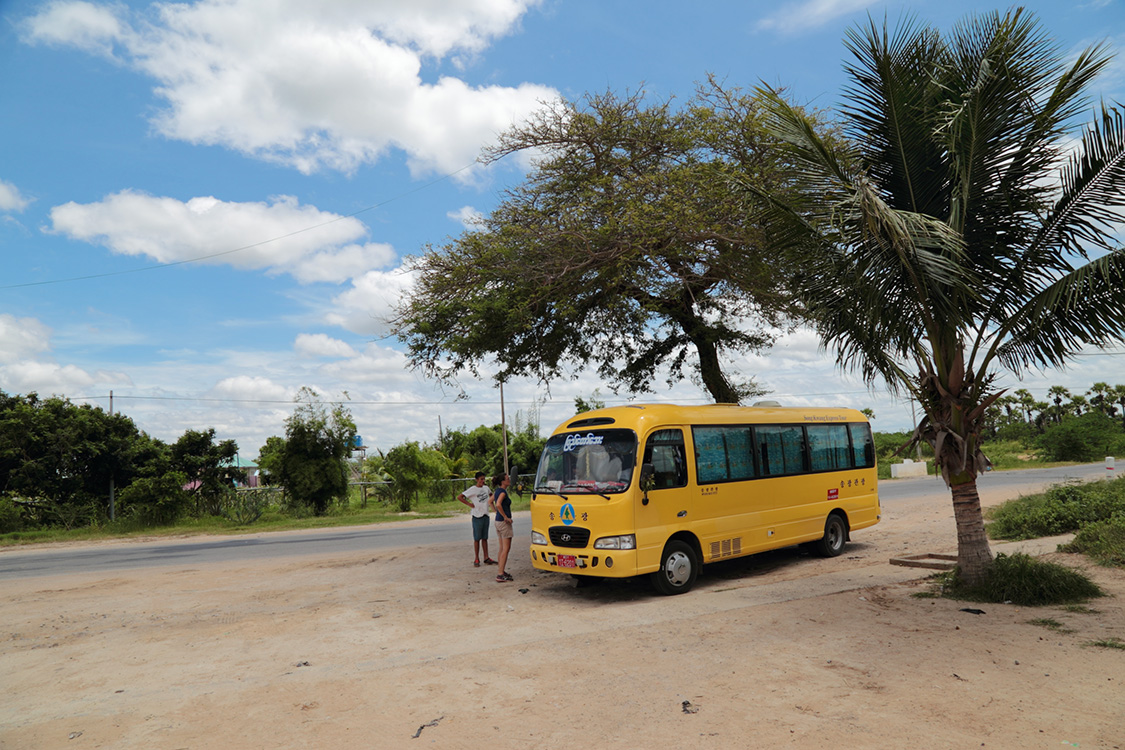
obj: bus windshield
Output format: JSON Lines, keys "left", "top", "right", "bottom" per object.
{"left": 535, "top": 429, "right": 637, "bottom": 494}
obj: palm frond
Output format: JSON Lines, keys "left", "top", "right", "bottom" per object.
{"left": 993, "top": 250, "right": 1125, "bottom": 371}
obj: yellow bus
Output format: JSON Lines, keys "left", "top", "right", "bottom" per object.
{"left": 529, "top": 403, "right": 880, "bottom": 595}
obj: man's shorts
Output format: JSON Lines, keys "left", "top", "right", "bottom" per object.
{"left": 471, "top": 514, "right": 490, "bottom": 541}
{"left": 495, "top": 519, "right": 513, "bottom": 539}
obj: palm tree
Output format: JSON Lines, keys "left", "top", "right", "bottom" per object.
{"left": 1087, "top": 382, "right": 1116, "bottom": 418}
{"left": 1047, "top": 386, "right": 1070, "bottom": 425}
{"left": 751, "top": 10, "right": 1125, "bottom": 583}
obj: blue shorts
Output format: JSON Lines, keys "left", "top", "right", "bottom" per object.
{"left": 471, "top": 514, "right": 490, "bottom": 541}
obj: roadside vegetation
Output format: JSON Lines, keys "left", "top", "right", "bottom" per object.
{"left": 3, "top": 382, "right": 1124, "bottom": 547}
{"left": 916, "top": 476, "right": 1125, "bottom": 607}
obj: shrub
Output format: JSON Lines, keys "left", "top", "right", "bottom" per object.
{"left": 0, "top": 496, "right": 24, "bottom": 533}
{"left": 987, "top": 479, "right": 1125, "bottom": 540}
{"left": 1037, "top": 412, "right": 1125, "bottom": 462}
{"left": 117, "top": 472, "right": 190, "bottom": 526}
{"left": 942, "top": 553, "right": 1104, "bottom": 606}
{"left": 1060, "top": 516, "right": 1125, "bottom": 567}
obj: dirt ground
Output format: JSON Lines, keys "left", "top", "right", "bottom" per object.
{"left": 2, "top": 478, "right": 1123, "bottom": 750}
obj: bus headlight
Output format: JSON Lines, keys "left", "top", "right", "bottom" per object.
{"left": 531, "top": 531, "right": 548, "bottom": 546}
{"left": 594, "top": 534, "right": 636, "bottom": 550}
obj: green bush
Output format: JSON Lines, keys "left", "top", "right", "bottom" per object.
{"left": 942, "top": 552, "right": 1104, "bottom": 606}
{"left": 987, "top": 479, "right": 1125, "bottom": 540}
{"left": 1037, "top": 412, "right": 1125, "bottom": 462}
{"left": 117, "top": 472, "right": 191, "bottom": 526}
{"left": 1060, "top": 517, "right": 1125, "bottom": 567}
{"left": 0, "top": 496, "right": 24, "bottom": 534}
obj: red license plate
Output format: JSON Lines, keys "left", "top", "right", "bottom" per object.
{"left": 557, "top": 554, "right": 577, "bottom": 568}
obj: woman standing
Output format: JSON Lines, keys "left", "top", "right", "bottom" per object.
{"left": 492, "top": 473, "right": 514, "bottom": 582}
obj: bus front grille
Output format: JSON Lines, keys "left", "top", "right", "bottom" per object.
{"left": 549, "top": 526, "right": 590, "bottom": 548}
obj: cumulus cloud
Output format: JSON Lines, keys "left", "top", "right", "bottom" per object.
{"left": 22, "top": 0, "right": 558, "bottom": 176}
{"left": 756, "top": 0, "right": 876, "bottom": 35}
{"left": 326, "top": 266, "right": 417, "bottom": 336}
{"left": 209, "top": 375, "right": 292, "bottom": 402}
{"left": 448, "top": 205, "right": 485, "bottom": 231}
{"left": 0, "top": 314, "right": 52, "bottom": 363}
{"left": 295, "top": 333, "right": 358, "bottom": 359}
{"left": 46, "top": 191, "right": 395, "bottom": 283}
{"left": 0, "top": 360, "right": 126, "bottom": 395}
{"left": 21, "top": 0, "right": 130, "bottom": 57}
{"left": 0, "top": 179, "right": 31, "bottom": 212}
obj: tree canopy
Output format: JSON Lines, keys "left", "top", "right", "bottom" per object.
{"left": 753, "top": 9, "right": 1125, "bottom": 582}
{"left": 274, "top": 388, "right": 357, "bottom": 515}
{"left": 395, "top": 83, "right": 805, "bottom": 404}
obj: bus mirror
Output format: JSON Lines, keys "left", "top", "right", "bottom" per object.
{"left": 640, "top": 463, "right": 655, "bottom": 505}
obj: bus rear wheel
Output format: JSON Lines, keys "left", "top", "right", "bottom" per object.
{"left": 813, "top": 513, "right": 848, "bottom": 557}
{"left": 651, "top": 540, "right": 698, "bottom": 595}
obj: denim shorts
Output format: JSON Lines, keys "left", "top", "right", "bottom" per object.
{"left": 471, "top": 514, "right": 490, "bottom": 541}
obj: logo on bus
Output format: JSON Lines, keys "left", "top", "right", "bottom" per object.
{"left": 563, "top": 433, "right": 604, "bottom": 451}
{"left": 560, "top": 503, "right": 576, "bottom": 526}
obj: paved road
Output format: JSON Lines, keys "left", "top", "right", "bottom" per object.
{"left": 0, "top": 462, "right": 1111, "bottom": 580}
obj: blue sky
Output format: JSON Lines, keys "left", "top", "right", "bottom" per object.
{"left": 2, "top": 0, "right": 1124, "bottom": 455}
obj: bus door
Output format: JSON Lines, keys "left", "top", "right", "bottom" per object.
{"left": 635, "top": 428, "right": 691, "bottom": 570}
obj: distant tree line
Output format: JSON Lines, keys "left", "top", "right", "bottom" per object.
{"left": 0, "top": 388, "right": 358, "bottom": 534}
{"left": 982, "top": 383, "right": 1125, "bottom": 463}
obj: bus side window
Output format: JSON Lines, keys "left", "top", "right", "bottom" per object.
{"left": 849, "top": 422, "right": 875, "bottom": 468}
{"left": 643, "top": 429, "right": 687, "bottom": 489}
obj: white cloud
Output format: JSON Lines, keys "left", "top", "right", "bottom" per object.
{"left": 0, "top": 360, "right": 125, "bottom": 395}
{"left": 326, "top": 266, "right": 417, "bottom": 336}
{"left": 0, "top": 179, "right": 31, "bottom": 212}
{"left": 21, "top": 0, "right": 129, "bottom": 57}
{"left": 295, "top": 333, "right": 358, "bottom": 359}
{"left": 756, "top": 0, "right": 876, "bottom": 35}
{"left": 448, "top": 205, "right": 485, "bottom": 231}
{"left": 0, "top": 314, "right": 51, "bottom": 363}
{"left": 24, "top": 0, "right": 558, "bottom": 176}
{"left": 209, "top": 375, "right": 292, "bottom": 402}
{"left": 45, "top": 191, "right": 393, "bottom": 283}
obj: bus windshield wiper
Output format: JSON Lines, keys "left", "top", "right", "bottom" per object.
{"left": 561, "top": 484, "right": 612, "bottom": 500}
{"left": 534, "top": 486, "right": 569, "bottom": 500}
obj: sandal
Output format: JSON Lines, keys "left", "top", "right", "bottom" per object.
{"left": 473, "top": 559, "right": 481, "bottom": 567}
{"left": 483, "top": 558, "right": 497, "bottom": 565}
{"left": 496, "top": 574, "right": 511, "bottom": 583}
{"left": 502, "top": 572, "right": 514, "bottom": 581}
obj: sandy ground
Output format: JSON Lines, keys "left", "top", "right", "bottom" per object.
{"left": 2, "top": 478, "right": 1123, "bottom": 750}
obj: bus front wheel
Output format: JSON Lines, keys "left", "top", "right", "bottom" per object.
{"left": 651, "top": 540, "right": 698, "bottom": 595}
{"left": 813, "top": 513, "right": 848, "bottom": 557}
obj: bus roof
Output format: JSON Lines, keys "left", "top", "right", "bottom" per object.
{"left": 550, "top": 403, "right": 870, "bottom": 436}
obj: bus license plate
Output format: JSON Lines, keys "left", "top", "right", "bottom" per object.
{"left": 557, "top": 554, "right": 577, "bottom": 568}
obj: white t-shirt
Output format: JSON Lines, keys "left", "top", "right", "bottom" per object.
{"left": 462, "top": 484, "right": 492, "bottom": 518}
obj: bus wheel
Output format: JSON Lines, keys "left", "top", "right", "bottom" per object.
{"left": 814, "top": 513, "right": 847, "bottom": 557}
{"left": 651, "top": 540, "right": 698, "bottom": 595}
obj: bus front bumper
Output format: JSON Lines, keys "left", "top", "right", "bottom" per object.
{"left": 530, "top": 545, "right": 638, "bottom": 578}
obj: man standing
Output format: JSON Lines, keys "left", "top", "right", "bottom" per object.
{"left": 457, "top": 472, "right": 496, "bottom": 567}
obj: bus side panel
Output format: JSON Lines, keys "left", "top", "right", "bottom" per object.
{"left": 690, "top": 468, "right": 880, "bottom": 561}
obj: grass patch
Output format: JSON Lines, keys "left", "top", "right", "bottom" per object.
{"left": 986, "top": 478, "right": 1125, "bottom": 541}
{"left": 1027, "top": 617, "right": 1074, "bottom": 633}
{"left": 937, "top": 553, "right": 1104, "bottom": 607}
{"left": 1059, "top": 516, "right": 1125, "bottom": 568}
{"left": 1061, "top": 604, "right": 1101, "bottom": 614}
{"left": 1085, "top": 638, "right": 1125, "bottom": 650}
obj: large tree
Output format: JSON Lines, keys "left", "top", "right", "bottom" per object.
{"left": 276, "top": 388, "right": 356, "bottom": 515}
{"left": 752, "top": 10, "right": 1125, "bottom": 583}
{"left": 395, "top": 84, "right": 803, "bottom": 404}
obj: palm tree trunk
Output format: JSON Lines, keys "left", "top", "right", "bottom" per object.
{"left": 950, "top": 478, "right": 993, "bottom": 584}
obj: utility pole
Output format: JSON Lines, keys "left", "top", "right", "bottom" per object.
{"left": 108, "top": 390, "right": 115, "bottom": 521}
